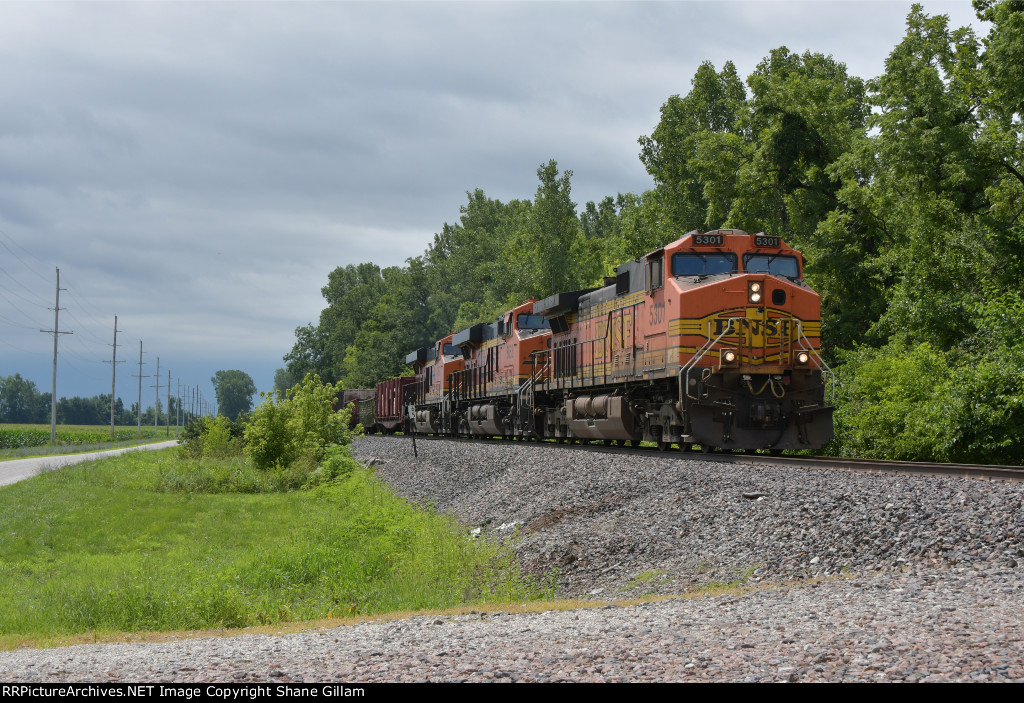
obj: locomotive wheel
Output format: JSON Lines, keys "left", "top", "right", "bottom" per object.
{"left": 657, "top": 441, "right": 671, "bottom": 451}
{"left": 678, "top": 442, "right": 692, "bottom": 453}
{"left": 701, "top": 444, "right": 716, "bottom": 454}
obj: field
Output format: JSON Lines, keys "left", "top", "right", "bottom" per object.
{"left": 0, "top": 423, "right": 173, "bottom": 460}
{"left": 0, "top": 447, "right": 551, "bottom": 647}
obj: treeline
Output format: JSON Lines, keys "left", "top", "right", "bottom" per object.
{"left": 283, "top": 3, "right": 1024, "bottom": 464}
{"left": 280, "top": 160, "right": 646, "bottom": 390}
{"left": 0, "top": 373, "right": 188, "bottom": 426}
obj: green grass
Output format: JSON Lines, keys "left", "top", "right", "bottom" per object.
{"left": 0, "top": 424, "right": 174, "bottom": 461}
{"left": 0, "top": 448, "right": 553, "bottom": 645}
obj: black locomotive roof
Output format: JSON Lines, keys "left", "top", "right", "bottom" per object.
{"left": 577, "top": 259, "right": 645, "bottom": 310}
{"left": 534, "top": 288, "right": 598, "bottom": 317}
{"left": 405, "top": 347, "right": 429, "bottom": 364}
{"left": 452, "top": 322, "right": 496, "bottom": 348}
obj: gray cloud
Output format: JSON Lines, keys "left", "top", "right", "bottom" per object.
{"left": 0, "top": 1, "right": 984, "bottom": 403}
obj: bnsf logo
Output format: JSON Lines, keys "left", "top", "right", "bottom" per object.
{"left": 713, "top": 317, "right": 791, "bottom": 338}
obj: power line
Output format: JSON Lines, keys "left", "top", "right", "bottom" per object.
{"left": 0, "top": 287, "right": 46, "bottom": 325}
{"left": 0, "top": 227, "right": 50, "bottom": 283}
{"left": 0, "top": 311, "right": 39, "bottom": 330}
{"left": 62, "top": 275, "right": 118, "bottom": 339}
{"left": 0, "top": 336, "right": 39, "bottom": 353}
{"left": 0, "top": 262, "right": 50, "bottom": 306}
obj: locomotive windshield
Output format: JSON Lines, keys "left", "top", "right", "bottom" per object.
{"left": 743, "top": 254, "right": 800, "bottom": 278}
{"left": 671, "top": 252, "right": 738, "bottom": 276}
{"left": 442, "top": 343, "right": 461, "bottom": 358}
{"left": 517, "top": 314, "right": 550, "bottom": 330}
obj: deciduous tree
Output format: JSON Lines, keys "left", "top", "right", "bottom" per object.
{"left": 211, "top": 370, "right": 257, "bottom": 421}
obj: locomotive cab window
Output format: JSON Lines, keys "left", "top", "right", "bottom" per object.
{"left": 743, "top": 254, "right": 800, "bottom": 279}
{"left": 442, "top": 343, "right": 461, "bottom": 358}
{"left": 516, "top": 313, "right": 550, "bottom": 330}
{"left": 648, "top": 257, "right": 664, "bottom": 292}
{"left": 671, "top": 252, "right": 738, "bottom": 277}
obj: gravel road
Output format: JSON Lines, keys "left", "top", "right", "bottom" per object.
{"left": 1, "top": 435, "right": 1022, "bottom": 682}
{"left": 0, "top": 441, "right": 179, "bottom": 487}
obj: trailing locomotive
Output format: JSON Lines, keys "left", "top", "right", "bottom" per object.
{"left": 362, "top": 229, "right": 833, "bottom": 452}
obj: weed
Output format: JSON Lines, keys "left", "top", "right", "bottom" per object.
{"left": 0, "top": 449, "right": 554, "bottom": 642}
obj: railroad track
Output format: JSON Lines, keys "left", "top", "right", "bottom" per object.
{"left": 393, "top": 433, "right": 1024, "bottom": 482}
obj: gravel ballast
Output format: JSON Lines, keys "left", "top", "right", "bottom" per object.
{"left": 2, "top": 435, "right": 1022, "bottom": 682}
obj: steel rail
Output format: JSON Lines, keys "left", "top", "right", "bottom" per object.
{"left": 388, "top": 434, "right": 1024, "bottom": 482}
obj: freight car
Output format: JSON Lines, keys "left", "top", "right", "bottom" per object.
{"left": 333, "top": 389, "right": 375, "bottom": 430}
{"left": 366, "top": 229, "right": 833, "bottom": 452}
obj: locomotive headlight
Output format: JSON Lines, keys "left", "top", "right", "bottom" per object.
{"left": 721, "top": 349, "right": 740, "bottom": 367}
{"left": 748, "top": 282, "right": 762, "bottom": 303}
{"left": 796, "top": 351, "right": 810, "bottom": 365}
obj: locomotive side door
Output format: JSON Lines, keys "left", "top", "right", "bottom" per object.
{"left": 501, "top": 312, "right": 515, "bottom": 394}
{"left": 642, "top": 251, "right": 667, "bottom": 374}
{"left": 610, "top": 304, "right": 635, "bottom": 380}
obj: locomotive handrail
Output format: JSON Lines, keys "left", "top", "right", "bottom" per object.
{"left": 679, "top": 318, "right": 737, "bottom": 402}
{"left": 522, "top": 350, "right": 551, "bottom": 395}
{"left": 514, "top": 351, "right": 552, "bottom": 435}
{"left": 675, "top": 316, "right": 834, "bottom": 406}
{"left": 794, "top": 320, "right": 835, "bottom": 404}
{"left": 545, "top": 313, "right": 615, "bottom": 391}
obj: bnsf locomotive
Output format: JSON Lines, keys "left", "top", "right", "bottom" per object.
{"left": 356, "top": 229, "right": 834, "bottom": 452}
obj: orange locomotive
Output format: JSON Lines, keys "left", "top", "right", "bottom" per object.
{"left": 533, "top": 228, "right": 833, "bottom": 451}
{"left": 402, "top": 228, "right": 833, "bottom": 452}
{"left": 447, "top": 299, "right": 553, "bottom": 437}
{"left": 406, "top": 333, "right": 465, "bottom": 434}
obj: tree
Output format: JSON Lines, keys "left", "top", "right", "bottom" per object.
{"left": 211, "top": 370, "right": 257, "bottom": 421}
{"left": 340, "top": 258, "right": 437, "bottom": 387}
{"left": 0, "top": 374, "right": 48, "bottom": 423}
{"left": 493, "top": 160, "right": 599, "bottom": 302}
{"left": 975, "top": 0, "right": 1024, "bottom": 284}
{"left": 639, "top": 60, "right": 748, "bottom": 233}
{"left": 273, "top": 367, "right": 300, "bottom": 394}
{"left": 284, "top": 262, "right": 387, "bottom": 384}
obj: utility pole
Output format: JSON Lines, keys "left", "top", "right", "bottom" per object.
{"left": 176, "top": 378, "right": 181, "bottom": 436}
{"left": 153, "top": 356, "right": 160, "bottom": 435}
{"left": 133, "top": 341, "right": 149, "bottom": 438}
{"left": 166, "top": 369, "right": 171, "bottom": 437}
{"left": 103, "top": 316, "right": 125, "bottom": 440}
{"left": 40, "top": 267, "right": 72, "bottom": 446}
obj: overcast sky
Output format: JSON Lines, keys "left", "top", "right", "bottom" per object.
{"left": 0, "top": 0, "right": 983, "bottom": 411}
